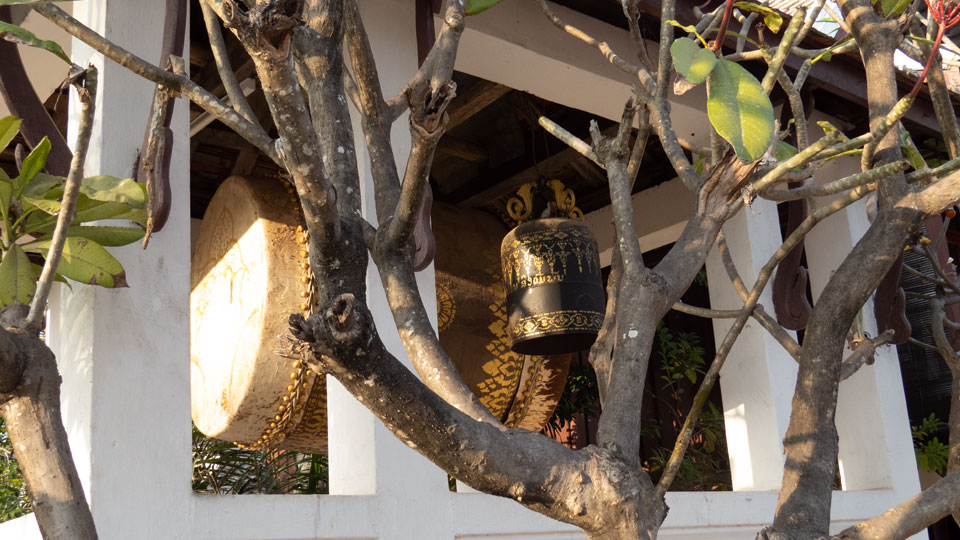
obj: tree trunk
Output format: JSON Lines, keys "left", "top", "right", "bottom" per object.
{"left": 0, "top": 327, "right": 98, "bottom": 540}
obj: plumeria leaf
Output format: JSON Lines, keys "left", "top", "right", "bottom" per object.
{"left": 16, "top": 137, "right": 50, "bottom": 188}
{"left": 671, "top": 37, "right": 718, "bottom": 85}
{"left": 0, "top": 116, "right": 20, "bottom": 154}
{"left": 465, "top": 0, "right": 502, "bottom": 15}
{"left": 0, "top": 21, "right": 71, "bottom": 63}
{"left": 36, "top": 237, "right": 128, "bottom": 288}
{"left": 734, "top": 2, "right": 783, "bottom": 33}
{"left": 0, "top": 244, "right": 37, "bottom": 306}
{"left": 707, "top": 59, "right": 775, "bottom": 161}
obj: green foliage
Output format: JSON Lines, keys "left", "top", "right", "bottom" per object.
{"left": 665, "top": 20, "right": 708, "bottom": 47}
{"left": 192, "top": 426, "right": 328, "bottom": 494}
{"left": 465, "top": 0, "right": 503, "bottom": 15}
{"left": 657, "top": 322, "right": 706, "bottom": 388}
{"left": 733, "top": 2, "right": 783, "bottom": 33}
{"left": 547, "top": 360, "right": 601, "bottom": 433}
{"left": 706, "top": 59, "right": 775, "bottom": 162}
{"left": 0, "top": 21, "right": 71, "bottom": 64}
{"left": 878, "top": 0, "right": 912, "bottom": 17}
{"left": 647, "top": 402, "right": 731, "bottom": 491}
{"left": 0, "top": 117, "right": 145, "bottom": 306}
{"left": 0, "top": 419, "right": 30, "bottom": 523}
{"left": 670, "top": 37, "right": 717, "bottom": 85}
{"left": 913, "top": 413, "right": 949, "bottom": 476}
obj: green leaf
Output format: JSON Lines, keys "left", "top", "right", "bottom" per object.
{"left": 0, "top": 116, "right": 20, "bottom": 155}
{"left": 21, "top": 196, "right": 60, "bottom": 215}
{"left": 0, "top": 244, "right": 36, "bottom": 307}
{"left": 0, "top": 180, "right": 11, "bottom": 219}
{"left": 79, "top": 175, "right": 147, "bottom": 208}
{"left": 465, "top": 0, "right": 502, "bottom": 15}
{"left": 671, "top": 37, "right": 717, "bottom": 85}
{"left": 707, "top": 59, "right": 774, "bottom": 162}
{"left": 65, "top": 225, "right": 144, "bottom": 247}
{"left": 734, "top": 2, "right": 782, "bottom": 33}
{"left": 16, "top": 137, "right": 50, "bottom": 188}
{"left": 812, "top": 35, "right": 854, "bottom": 64}
{"left": 37, "top": 237, "right": 127, "bottom": 288}
{"left": 25, "top": 199, "right": 137, "bottom": 234}
{"left": 28, "top": 264, "right": 71, "bottom": 290}
{"left": 0, "top": 21, "right": 71, "bottom": 64}
{"left": 665, "top": 20, "right": 708, "bottom": 47}
{"left": 881, "top": 0, "right": 911, "bottom": 16}
{"left": 21, "top": 172, "right": 63, "bottom": 199}
{"left": 775, "top": 141, "right": 798, "bottom": 161}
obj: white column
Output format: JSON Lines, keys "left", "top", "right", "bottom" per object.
{"left": 706, "top": 197, "right": 798, "bottom": 491}
{"left": 45, "top": 0, "right": 193, "bottom": 538}
{"left": 326, "top": 2, "right": 449, "bottom": 536}
{"left": 802, "top": 128, "right": 922, "bottom": 507}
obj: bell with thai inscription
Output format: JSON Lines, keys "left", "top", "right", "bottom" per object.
{"left": 500, "top": 217, "right": 605, "bottom": 355}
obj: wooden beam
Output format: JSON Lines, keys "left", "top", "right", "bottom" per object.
{"left": 436, "top": 135, "right": 488, "bottom": 162}
{"left": 460, "top": 124, "right": 618, "bottom": 207}
{"left": 447, "top": 80, "right": 511, "bottom": 130}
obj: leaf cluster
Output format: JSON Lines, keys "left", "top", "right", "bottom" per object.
{"left": 912, "top": 413, "right": 949, "bottom": 476}
{"left": 0, "top": 117, "right": 146, "bottom": 307}
{"left": 191, "top": 426, "right": 328, "bottom": 495}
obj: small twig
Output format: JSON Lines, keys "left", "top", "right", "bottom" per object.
{"left": 538, "top": 116, "right": 603, "bottom": 168}
{"left": 840, "top": 329, "right": 896, "bottom": 381}
{"left": 761, "top": 7, "right": 807, "bottom": 94}
{"left": 761, "top": 161, "right": 909, "bottom": 202}
{"left": 671, "top": 302, "right": 740, "bottom": 318}
{"left": 534, "top": 0, "right": 656, "bottom": 94}
{"left": 200, "top": 0, "right": 257, "bottom": 124}
{"left": 710, "top": 0, "right": 735, "bottom": 53}
{"left": 25, "top": 67, "right": 98, "bottom": 331}
{"left": 33, "top": 3, "right": 277, "bottom": 164}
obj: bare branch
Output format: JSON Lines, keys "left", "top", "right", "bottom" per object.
{"left": 840, "top": 329, "right": 896, "bottom": 381}
{"left": 539, "top": 116, "right": 602, "bottom": 168}
{"left": 383, "top": 82, "right": 456, "bottom": 247}
{"left": 25, "top": 67, "right": 97, "bottom": 332}
{"left": 761, "top": 161, "right": 910, "bottom": 202}
{"left": 200, "top": 0, "right": 258, "bottom": 124}
{"left": 658, "top": 182, "right": 874, "bottom": 496}
{"left": 833, "top": 470, "right": 960, "bottom": 539}
{"left": 31, "top": 3, "right": 278, "bottom": 164}
{"left": 534, "top": 0, "right": 655, "bottom": 93}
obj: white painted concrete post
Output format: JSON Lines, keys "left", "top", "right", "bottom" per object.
{"left": 705, "top": 198, "right": 798, "bottom": 491}
{"left": 802, "top": 119, "right": 922, "bottom": 515}
{"left": 43, "top": 0, "right": 193, "bottom": 538}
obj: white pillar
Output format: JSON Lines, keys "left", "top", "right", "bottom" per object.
{"left": 45, "top": 0, "right": 193, "bottom": 538}
{"left": 706, "top": 197, "right": 798, "bottom": 491}
{"left": 802, "top": 129, "right": 922, "bottom": 509}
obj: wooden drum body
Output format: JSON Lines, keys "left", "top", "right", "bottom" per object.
{"left": 191, "top": 183, "right": 569, "bottom": 453}
{"left": 191, "top": 176, "right": 326, "bottom": 453}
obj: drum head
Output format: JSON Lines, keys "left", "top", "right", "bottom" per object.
{"left": 191, "top": 176, "right": 327, "bottom": 453}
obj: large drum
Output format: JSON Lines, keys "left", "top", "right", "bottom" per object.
{"left": 191, "top": 182, "right": 570, "bottom": 453}
{"left": 191, "top": 175, "right": 327, "bottom": 453}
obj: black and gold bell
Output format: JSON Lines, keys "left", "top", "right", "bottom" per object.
{"left": 500, "top": 218, "right": 604, "bottom": 355}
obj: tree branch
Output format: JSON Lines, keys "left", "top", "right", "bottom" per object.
{"left": 200, "top": 0, "right": 258, "bottom": 125}
{"left": 32, "top": 3, "right": 277, "bottom": 164}
{"left": 25, "top": 67, "right": 97, "bottom": 332}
